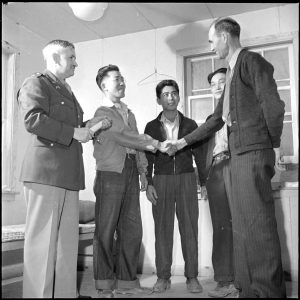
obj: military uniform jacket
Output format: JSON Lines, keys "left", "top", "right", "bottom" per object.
{"left": 18, "top": 69, "right": 85, "bottom": 191}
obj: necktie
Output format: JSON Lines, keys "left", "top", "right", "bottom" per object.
{"left": 222, "top": 67, "right": 231, "bottom": 126}
{"left": 62, "top": 80, "right": 72, "bottom": 94}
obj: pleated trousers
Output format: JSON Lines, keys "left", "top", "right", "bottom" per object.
{"left": 22, "top": 182, "right": 79, "bottom": 298}
{"left": 152, "top": 172, "right": 199, "bottom": 279}
{"left": 228, "top": 134, "right": 286, "bottom": 298}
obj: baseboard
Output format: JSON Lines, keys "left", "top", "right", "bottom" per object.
{"left": 2, "top": 263, "right": 23, "bottom": 280}
{"left": 2, "top": 275, "right": 23, "bottom": 286}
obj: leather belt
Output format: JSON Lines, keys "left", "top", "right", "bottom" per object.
{"left": 126, "top": 153, "right": 136, "bottom": 159}
{"left": 213, "top": 151, "right": 230, "bottom": 162}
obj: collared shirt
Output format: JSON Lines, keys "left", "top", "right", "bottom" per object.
{"left": 114, "top": 100, "right": 136, "bottom": 155}
{"left": 114, "top": 101, "right": 128, "bottom": 124}
{"left": 160, "top": 112, "right": 179, "bottom": 140}
{"left": 214, "top": 47, "right": 243, "bottom": 155}
{"left": 213, "top": 125, "right": 229, "bottom": 156}
{"left": 222, "top": 47, "right": 243, "bottom": 125}
{"left": 46, "top": 70, "right": 73, "bottom": 94}
{"left": 228, "top": 47, "right": 243, "bottom": 78}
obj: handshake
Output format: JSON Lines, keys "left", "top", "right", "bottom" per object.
{"left": 157, "top": 139, "right": 185, "bottom": 156}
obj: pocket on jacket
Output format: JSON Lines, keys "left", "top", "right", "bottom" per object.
{"left": 49, "top": 101, "right": 75, "bottom": 123}
{"left": 243, "top": 128, "right": 269, "bottom": 146}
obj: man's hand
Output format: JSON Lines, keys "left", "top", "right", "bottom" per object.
{"left": 274, "top": 147, "right": 286, "bottom": 171}
{"left": 146, "top": 185, "right": 158, "bottom": 205}
{"left": 166, "top": 144, "right": 178, "bottom": 156}
{"left": 157, "top": 140, "right": 178, "bottom": 155}
{"left": 73, "top": 127, "right": 93, "bottom": 143}
{"left": 141, "top": 134, "right": 158, "bottom": 153}
{"left": 86, "top": 116, "right": 112, "bottom": 133}
{"left": 140, "top": 173, "right": 148, "bottom": 192}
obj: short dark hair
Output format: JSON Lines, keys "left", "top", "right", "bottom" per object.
{"left": 156, "top": 79, "right": 179, "bottom": 98}
{"left": 207, "top": 67, "right": 227, "bottom": 84}
{"left": 213, "top": 17, "right": 240, "bottom": 38}
{"left": 96, "top": 64, "right": 119, "bottom": 91}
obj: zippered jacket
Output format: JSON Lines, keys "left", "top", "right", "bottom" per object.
{"left": 144, "top": 111, "right": 205, "bottom": 186}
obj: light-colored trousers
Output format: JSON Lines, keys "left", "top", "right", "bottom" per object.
{"left": 22, "top": 182, "right": 79, "bottom": 298}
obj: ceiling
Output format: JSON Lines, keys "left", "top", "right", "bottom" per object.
{"left": 3, "top": 2, "right": 288, "bottom": 43}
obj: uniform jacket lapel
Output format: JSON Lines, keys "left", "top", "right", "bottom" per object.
{"left": 43, "top": 70, "right": 75, "bottom": 101}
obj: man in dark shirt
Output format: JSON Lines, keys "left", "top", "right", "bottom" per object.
{"left": 144, "top": 79, "right": 204, "bottom": 294}
{"left": 198, "top": 68, "right": 238, "bottom": 298}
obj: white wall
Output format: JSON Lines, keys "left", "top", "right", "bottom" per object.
{"left": 2, "top": 14, "right": 47, "bottom": 225}
{"left": 69, "top": 4, "right": 298, "bottom": 275}
{"left": 2, "top": 4, "right": 298, "bottom": 275}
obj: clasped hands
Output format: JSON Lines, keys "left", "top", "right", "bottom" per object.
{"left": 157, "top": 140, "right": 180, "bottom": 156}
{"left": 74, "top": 116, "right": 112, "bottom": 143}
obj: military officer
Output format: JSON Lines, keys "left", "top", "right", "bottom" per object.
{"left": 17, "top": 39, "right": 111, "bottom": 298}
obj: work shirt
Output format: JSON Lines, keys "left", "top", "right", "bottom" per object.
{"left": 160, "top": 112, "right": 179, "bottom": 140}
{"left": 114, "top": 101, "right": 136, "bottom": 155}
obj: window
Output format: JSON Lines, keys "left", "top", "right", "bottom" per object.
{"left": 184, "top": 42, "right": 298, "bottom": 163}
{"left": 2, "top": 41, "right": 19, "bottom": 193}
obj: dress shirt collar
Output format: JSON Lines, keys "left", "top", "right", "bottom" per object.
{"left": 229, "top": 47, "right": 243, "bottom": 71}
{"left": 44, "top": 69, "right": 61, "bottom": 83}
{"left": 160, "top": 111, "right": 179, "bottom": 125}
{"left": 114, "top": 100, "right": 128, "bottom": 112}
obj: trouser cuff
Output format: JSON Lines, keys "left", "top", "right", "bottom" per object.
{"left": 116, "top": 278, "right": 140, "bottom": 289}
{"left": 95, "top": 279, "right": 115, "bottom": 290}
{"left": 214, "top": 275, "right": 235, "bottom": 284}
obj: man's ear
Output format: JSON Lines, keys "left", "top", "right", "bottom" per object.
{"left": 156, "top": 97, "right": 162, "bottom": 106}
{"left": 53, "top": 53, "right": 60, "bottom": 65}
{"left": 101, "top": 81, "right": 106, "bottom": 92}
{"left": 222, "top": 32, "right": 229, "bottom": 43}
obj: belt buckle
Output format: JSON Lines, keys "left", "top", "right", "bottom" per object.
{"left": 127, "top": 153, "right": 135, "bottom": 159}
{"left": 214, "top": 151, "right": 230, "bottom": 162}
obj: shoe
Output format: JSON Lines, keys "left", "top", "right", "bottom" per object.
{"left": 115, "top": 287, "right": 153, "bottom": 295}
{"left": 97, "top": 289, "right": 114, "bottom": 298}
{"left": 153, "top": 278, "right": 171, "bottom": 293}
{"left": 208, "top": 283, "right": 239, "bottom": 298}
{"left": 186, "top": 277, "right": 203, "bottom": 293}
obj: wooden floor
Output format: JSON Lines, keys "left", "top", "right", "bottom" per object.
{"left": 2, "top": 267, "right": 298, "bottom": 298}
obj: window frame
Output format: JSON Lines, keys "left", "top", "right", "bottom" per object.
{"left": 2, "top": 40, "right": 20, "bottom": 194}
{"left": 179, "top": 33, "right": 298, "bottom": 164}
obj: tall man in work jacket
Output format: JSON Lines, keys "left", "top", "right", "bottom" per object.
{"left": 170, "top": 17, "right": 286, "bottom": 297}
{"left": 17, "top": 39, "right": 110, "bottom": 298}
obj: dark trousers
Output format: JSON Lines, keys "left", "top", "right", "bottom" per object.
{"left": 93, "top": 156, "right": 142, "bottom": 290}
{"left": 206, "top": 158, "right": 234, "bottom": 284}
{"left": 228, "top": 137, "right": 286, "bottom": 297}
{"left": 152, "top": 172, "right": 199, "bottom": 279}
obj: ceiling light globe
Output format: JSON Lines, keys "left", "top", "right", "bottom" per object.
{"left": 69, "top": 3, "right": 108, "bottom": 21}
